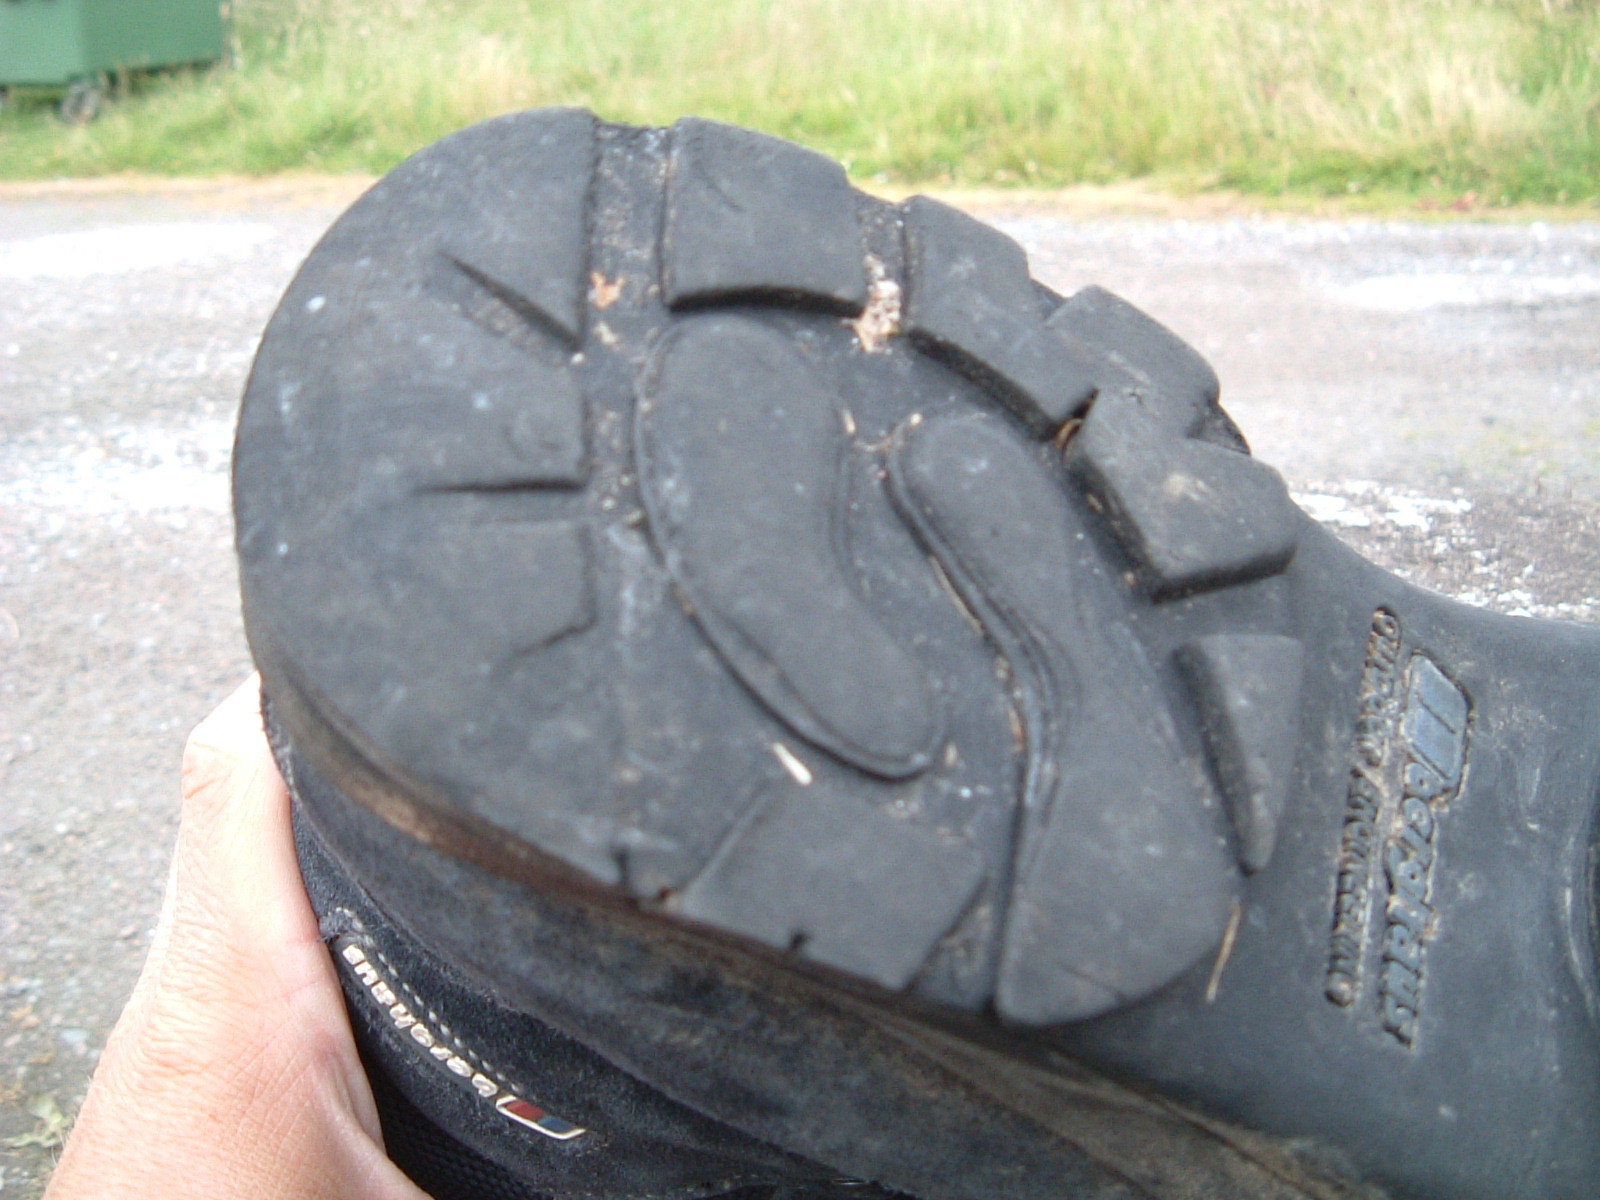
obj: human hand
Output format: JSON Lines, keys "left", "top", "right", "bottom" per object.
{"left": 44, "top": 677, "right": 430, "bottom": 1200}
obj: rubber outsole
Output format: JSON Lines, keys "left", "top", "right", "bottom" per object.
{"left": 236, "top": 110, "right": 1600, "bottom": 1200}
{"left": 236, "top": 108, "right": 1285, "bottom": 1024}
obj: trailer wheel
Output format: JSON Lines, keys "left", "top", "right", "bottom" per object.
{"left": 60, "top": 76, "right": 105, "bottom": 126}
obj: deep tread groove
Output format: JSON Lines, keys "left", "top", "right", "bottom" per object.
{"left": 433, "top": 251, "right": 583, "bottom": 360}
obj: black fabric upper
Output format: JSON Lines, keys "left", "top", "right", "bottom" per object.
{"left": 289, "top": 748, "right": 893, "bottom": 1200}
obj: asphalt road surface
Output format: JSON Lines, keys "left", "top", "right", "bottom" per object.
{"left": 1, "top": 180, "right": 1597, "bottom": 1196}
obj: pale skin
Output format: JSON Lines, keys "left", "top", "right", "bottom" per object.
{"left": 44, "top": 677, "right": 430, "bottom": 1200}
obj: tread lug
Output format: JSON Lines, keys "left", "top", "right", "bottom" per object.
{"left": 639, "top": 315, "right": 943, "bottom": 779}
{"left": 679, "top": 780, "right": 986, "bottom": 990}
{"left": 404, "top": 518, "right": 595, "bottom": 655}
{"left": 1070, "top": 390, "right": 1299, "bottom": 596}
{"left": 663, "top": 118, "right": 869, "bottom": 313}
{"left": 1047, "top": 285, "right": 1219, "bottom": 437}
{"left": 901, "top": 196, "right": 1098, "bottom": 434}
{"left": 402, "top": 108, "right": 597, "bottom": 345}
{"left": 388, "top": 345, "right": 588, "bottom": 490}
{"left": 1178, "top": 634, "right": 1305, "bottom": 872}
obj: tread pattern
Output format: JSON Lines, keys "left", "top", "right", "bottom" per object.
{"left": 638, "top": 315, "right": 943, "bottom": 780}
{"left": 241, "top": 109, "right": 1309, "bottom": 1031}
{"left": 890, "top": 412, "right": 1238, "bottom": 1024}
{"left": 663, "top": 118, "right": 869, "bottom": 313}
{"left": 1178, "top": 634, "right": 1305, "bottom": 873}
{"left": 679, "top": 779, "right": 987, "bottom": 989}
{"left": 900, "top": 196, "right": 1100, "bottom": 435}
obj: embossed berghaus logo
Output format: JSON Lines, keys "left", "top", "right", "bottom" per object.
{"left": 1324, "top": 610, "right": 1471, "bottom": 1046}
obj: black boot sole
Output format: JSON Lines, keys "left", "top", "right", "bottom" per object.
{"left": 235, "top": 109, "right": 1600, "bottom": 1200}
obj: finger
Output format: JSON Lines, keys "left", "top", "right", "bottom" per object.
{"left": 168, "top": 676, "right": 384, "bottom": 1136}
{"left": 177, "top": 675, "right": 321, "bottom": 954}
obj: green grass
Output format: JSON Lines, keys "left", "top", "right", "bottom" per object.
{"left": 1, "top": 0, "right": 1596, "bottom": 204}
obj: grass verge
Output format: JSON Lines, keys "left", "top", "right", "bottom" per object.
{"left": 0, "top": 0, "right": 1596, "bottom": 206}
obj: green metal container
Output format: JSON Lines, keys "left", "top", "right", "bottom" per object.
{"left": 0, "top": 0, "right": 225, "bottom": 89}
